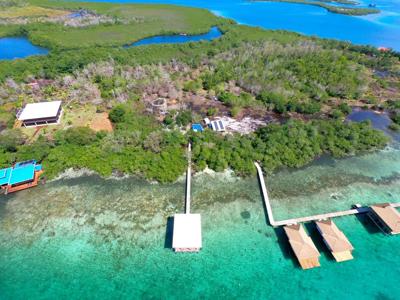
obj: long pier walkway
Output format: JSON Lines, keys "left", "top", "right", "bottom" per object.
{"left": 255, "top": 162, "right": 400, "bottom": 227}
{"left": 171, "top": 143, "right": 202, "bottom": 252}
{"left": 185, "top": 143, "right": 192, "bottom": 214}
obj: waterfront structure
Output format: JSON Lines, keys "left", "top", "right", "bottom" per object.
{"left": 254, "top": 162, "right": 400, "bottom": 226}
{"left": 172, "top": 144, "right": 202, "bottom": 252}
{"left": 172, "top": 213, "right": 202, "bottom": 252}
{"left": 255, "top": 161, "right": 400, "bottom": 268}
{"left": 0, "top": 160, "right": 43, "bottom": 194}
{"left": 283, "top": 224, "right": 320, "bottom": 269}
{"left": 315, "top": 219, "right": 354, "bottom": 262}
{"left": 370, "top": 203, "right": 400, "bottom": 235}
{"left": 17, "top": 100, "right": 62, "bottom": 127}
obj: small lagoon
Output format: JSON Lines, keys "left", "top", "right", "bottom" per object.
{"left": 0, "top": 37, "right": 48, "bottom": 60}
{"left": 127, "top": 26, "right": 222, "bottom": 47}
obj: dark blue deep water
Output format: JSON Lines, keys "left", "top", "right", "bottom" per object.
{"left": 128, "top": 26, "right": 222, "bottom": 47}
{"left": 83, "top": 0, "right": 400, "bottom": 50}
{"left": 0, "top": 37, "right": 49, "bottom": 60}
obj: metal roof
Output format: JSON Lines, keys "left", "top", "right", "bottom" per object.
{"left": 0, "top": 168, "right": 12, "bottom": 186}
{"left": 284, "top": 224, "right": 320, "bottom": 260}
{"left": 18, "top": 101, "right": 62, "bottom": 121}
{"left": 371, "top": 203, "right": 400, "bottom": 234}
{"left": 210, "top": 120, "right": 225, "bottom": 132}
{"left": 0, "top": 162, "right": 37, "bottom": 186}
{"left": 172, "top": 213, "right": 202, "bottom": 249}
{"left": 316, "top": 219, "right": 354, "bottom": 253}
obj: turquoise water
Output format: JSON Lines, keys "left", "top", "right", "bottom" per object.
{"left": 0, "top": 37, "right": 49, "bottom": 60}
{"left": 82, "top": 0, "right": 400, "bottom": 50}
{"left": 127, "top": 26, "right": 222, "bottom": 47}
{"left": 1, "top": 139, "right": 400, "bottom": 299}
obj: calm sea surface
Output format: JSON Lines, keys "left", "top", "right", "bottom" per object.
{"left": 1, "top": 111, "right": 400, "bottom": 299}
{"left": 82, "top": 0, "right": 400, "bottom": 50}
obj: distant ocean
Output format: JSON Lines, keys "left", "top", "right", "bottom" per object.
{"left": 82, "top": 0, "right": 400, "bottom": 50}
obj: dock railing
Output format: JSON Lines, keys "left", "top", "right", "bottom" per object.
{"left": 255, "top": 162, "right": 400, "bottom": 227}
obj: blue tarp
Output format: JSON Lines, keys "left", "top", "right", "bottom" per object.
{"left": 192, "top": 124, "right": 204, "bottom": 132}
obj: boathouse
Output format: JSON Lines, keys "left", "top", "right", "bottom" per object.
{"left": 17, "top": 100, "right": 62, "bottom": 127}
{"left": 370, "top": 203, "right": 400, "bottom": 235}
{"left": 315, "top": 219, "right": 354, "bottom": 262}
{"left": 0, "top": 160, "right": 43, "bottom": 194}
{"left": 283, "top": 224, "right": 320, "bottom": 269}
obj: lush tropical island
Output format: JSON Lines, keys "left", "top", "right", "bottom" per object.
{"left": 0, "top": 0, "right": 399, "bottom": 183}
{"left": 250, "top": 0, "right": 380, "bottom": 16}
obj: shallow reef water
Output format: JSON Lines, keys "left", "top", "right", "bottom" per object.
{"left": 1, "top": 140, "right": 400, "bottom": 299}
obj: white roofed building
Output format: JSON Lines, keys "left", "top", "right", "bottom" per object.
{"left": 17, "top": 101, "right": 62, "bottom": 127}
{"left": 172, "top": 213, "right": 202, "bottom": 252}
{"left": 209, "top": 119, "right": 225, "bottom": 132}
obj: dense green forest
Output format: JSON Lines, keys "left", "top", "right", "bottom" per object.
{"left": 0, "top": 1, "right": 399, "bottom": 182}
{"left": 0, "top": 104, "right": 389, "bottom": 182}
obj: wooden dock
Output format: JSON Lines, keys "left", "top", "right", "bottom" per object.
{"left": 255, "top": 162, "right": 400, "bottom": 227}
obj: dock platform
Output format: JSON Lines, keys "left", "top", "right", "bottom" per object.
{"left": 172, "top": 213, "right": 202, "bottom": 252}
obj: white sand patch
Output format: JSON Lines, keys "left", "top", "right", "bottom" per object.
{"left": 217, "top": 116, "right": 268, "bottom": 134}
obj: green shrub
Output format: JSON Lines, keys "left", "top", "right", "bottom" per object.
{"left": 331, "top": 109, "right": 344, "bottom": 119}
{"left": 207, "top": 107, "right": 218, "bottom": 117}
{"left": 109, "top": 105, "right": 126, "bottom": 123}
{"left": 175, "top": 110, "right": 192, "bottom": 126}
{"left": 338, "top": 103, "right": 352, "bottom": 115}
{"left": 0, "top": 129, "right": 25, "bottom": 152}
{"left": 389, "top": 123, "right": 400, "bottom": 131}
{"left": 391, "top": 113, "right": 400, "bottom": 125}
{"left": 56, "top": 127, "right": 97, "bottom": 146}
